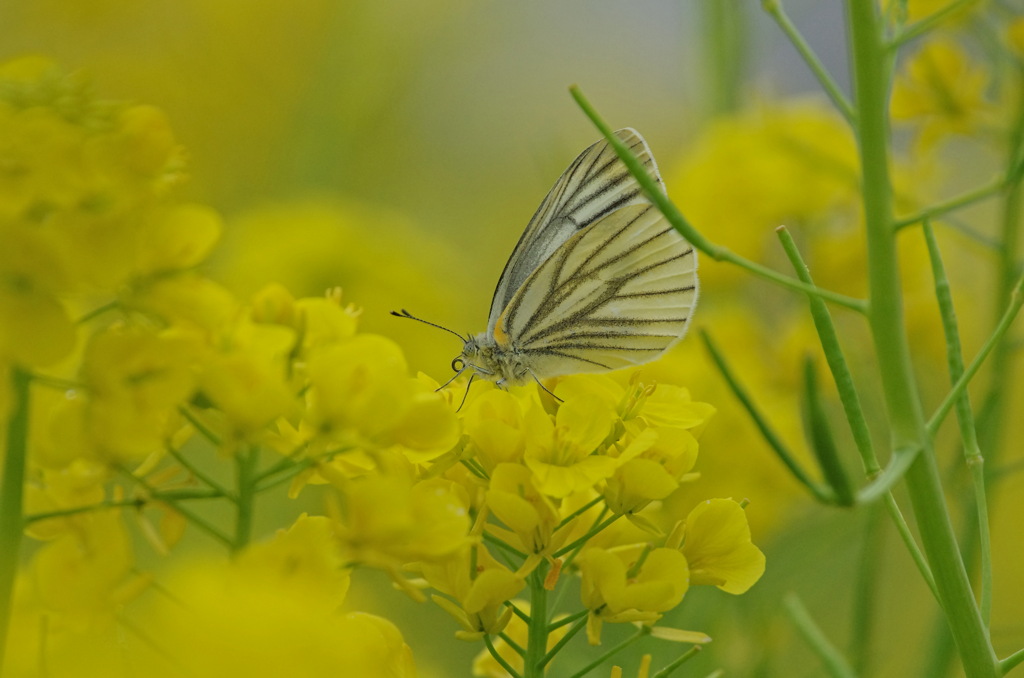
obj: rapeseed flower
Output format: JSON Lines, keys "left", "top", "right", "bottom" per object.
{"left": 578, "top": 546, "right": 690, "bottom": 644}
{"left": 333, "top": 470, "right": 472, "bottom": 572}
{"left": 891, "top": 39, "right": 993, "bottom": 150}
{"left": 133, "top": 524, "right": 416, "bottom": 678}
{"left": 679, "top": 499, "right": 765, "bottom": 594}
{"left": 421, "top": 546, "right": 525, "bottom": 640}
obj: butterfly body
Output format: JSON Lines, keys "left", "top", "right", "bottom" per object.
{"left": 458, "top": 333, "right": 531, "bottom": 387}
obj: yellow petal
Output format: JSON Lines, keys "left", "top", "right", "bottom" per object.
{"left": 683, "top": 499, "right": 766, "bottom": 594}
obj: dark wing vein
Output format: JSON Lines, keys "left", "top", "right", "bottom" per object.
{"left": 486, "top": 129, "right": 663, "bottom": 333}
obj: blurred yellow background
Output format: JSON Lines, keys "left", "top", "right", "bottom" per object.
{"left": 3, "top": 1, "right": 1022, "bottom": 676}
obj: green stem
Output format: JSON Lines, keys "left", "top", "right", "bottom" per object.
{"left": 922, "top": 220, "right": 992, "bottom": 624}
{"left": 1001, "top": 646, "right": 1024, "bottom": 674}
{"left": 888, "top": 0, "right": 979, "bottom": 49}
{"left": 553, "top": 513, "right": 619, "bottom": 560}
{"left": 22, "top": 489, "right": 223, "bottom": 524}
{"left": 784, "top": 593, "right": 856, "bottom": 678}
{"left": 762, "top": 0, "right": 856, "bottom": 124}
{"left": 483, "top": 531, "right": 528, "bottom": 561}
{"left": 884, "top": 492, "right": 938, "bottom": 599}
{"left": 701, "top": 330, "right": 836, "bottom": 504}
{"left": 117, "top": 465, "right": 232, "bottom": 547}
{"left": 894, "top": 177, "right": 1005, "bottom": 229}
{"left": 800, "top": 357, "right": 856, "bottom": 506}
{"left": 0, "top": 367, "right": 32, "bottom": 673}
{"left": 76, "top": 300, "right": 119, "bottom": 324}
{"left": 25, "top": 498, "right": 145, "bottom": 523}
{"left": 523, "top": 564, "right": 549, "bottom": 678}
{"left": 556, "top": 495, "right": 604, "bottom": 530}
{"left": 855, "top": 445, "right": 919, "bottom": 503}
{"left": 178, "top": 405, "right": 222, "bottom": 447}
{"left": 233, "top": 446, "right": 260, "bottom": 553}
{"left": 168, "top": 445, "right": 236, "bottom": 502}
{"left": 926, "top": 273, "right": 1024, "bottom": 437}
{"left": 497, "top": 631, "right": 525, "bottom": 658}
{"left": 650, "top": 645, "right": 704, "bottom": 678}
{"left": 777, "top": 226, "right": 877, "bottom": 475}
{"left": 253, "top": 446, "right": 307, "bottom": 484}
{"left": 569, "top": 85, "right": 868, "bottom": 315}
{"left": 929, "top": 72, "right": 1024, "bottom": 678}
{"left": 539, "top": 615, "right": 586, "bottom": 669}
{"left": 701, "top": 0, "right": 746, "bottom": 117}
{"left": 484, "top": 634, "right": 523, "bottom": 678}
{"left": 547, "top": 608, "right": 588, "bottom": 631}
{"left": 850, "top": 504, "right": 883, "bottom": 675}
{"left": 847, "top": 2, "right": 998, "bottom": 676}
{"left": 565, "top": 626, "right": 648, "bottom": 678}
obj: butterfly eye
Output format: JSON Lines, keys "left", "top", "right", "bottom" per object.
{"left": 451, "top": 358, "right": 465, "bottom": 372}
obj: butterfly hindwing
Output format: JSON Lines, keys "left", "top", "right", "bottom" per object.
{"left": 486, "top": 128, "right": 664, "bottom": 334}
{"left": 494, "top": 203, "right": 697, "bottom": 378}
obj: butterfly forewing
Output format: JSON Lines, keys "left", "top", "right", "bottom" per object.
{"left": 486, "top": 128, "right": 663, "bottom": 334}
{"left": 495, "top": 203, "right": 697, "bottom": 378}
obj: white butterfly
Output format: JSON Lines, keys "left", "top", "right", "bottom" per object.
{"left": 396, "top": 128, "right": 698, "bottom": 393}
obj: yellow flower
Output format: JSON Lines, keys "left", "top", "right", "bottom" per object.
{"left": 0, "top": 281, "right": 76, "bottom": 367}
{"left": 215, "top": 198, "right": 465, "bottom": 374}
{"left": 556, "top": 373, "right": 714, "bottom": 434}
{"left": 681, "top": 499, "right": 765, "bottom": 594}
{"left": 577, "top": 546, "right": 690, "bottom": 644}
{"left": 462, "top": 387, "right": 531, "bottom": 469}
{"left": 604, "top": 425, "right": 699, "bottom": 517}
{"left": 334, "top": 472, "right": 472, "bottom": 570}
{"left": 550, "top": 375, "right": 709, "bottom": 518}
{"left": 134, "top": 202, "right": 222, "bottom": 275}
{"left": 134, "top": 555, "right": 416, "bottom": 678}
{"left": 295, "top": 292, "right": 360, "bottom": 354}
{"left": 30, "top": 507, "right": 149, "bottom": 629}
{"left": 306, "top": 334, "right": 459, "bottom": 462}
{"left": 669, "top": 101, "right": 861, "bottom": 289}
{"left": 127, "top": 272, "right": 238, "bottom": 333}
{"left": 232, "top": 514, "right": 350, "bottom": 614}
{"left": 420, "top": 545, "right": 525, "bottom": 640}
{"left": 81, "top": 324, "right": 201, "bottom": 462}
{"left": 485, "top": 462, "right": 572, "bottom": 561}
{"left": 250, "top": 282, "right": 298, "bottom": 326}
{"left": 0, "top": 225, "right": 76, "bottom": 366}
{"left": 891, "top": 39, "right": 992, "bottom": 149}
{"left": 0, "top": 59, "right": 197, "bottom": 298}
{"left": 635, "top": 383, "right": 715, "bottom": 432}
{"left": 523, "top": 390, "right": 618, "bottom": 498}
{"left": 23, "top": 460, "right": 108, "bottom": 540}
{"left": 198, "top": 320, "right": 297, "bottom": 441}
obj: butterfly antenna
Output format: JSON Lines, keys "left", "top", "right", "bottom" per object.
{"left": 390, "top": 309, "right": 466, "bottom": 342}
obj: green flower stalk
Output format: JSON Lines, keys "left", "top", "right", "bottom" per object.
{"left": 847, "top": 3, "right": 997, "bottom": 675}
{"left": 0, "top": 368, "right": 31, "bottom": 673}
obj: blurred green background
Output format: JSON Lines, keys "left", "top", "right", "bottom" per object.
{"left": 3, "top": 1, "right": 1022, "bottom": 676}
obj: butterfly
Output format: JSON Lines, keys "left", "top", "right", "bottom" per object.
{"left": 394, "top": 128, "right": 698, "bottom": 396}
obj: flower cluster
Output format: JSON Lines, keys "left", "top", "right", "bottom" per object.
{"left": 0, "top": 59, "right": 764, "bottom": 678}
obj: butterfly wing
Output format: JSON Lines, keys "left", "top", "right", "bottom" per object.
{"left": 487, "top": 128, "right": 664, "bottom": 334}
{"left": 493, "top": 203, "right": 697, "bottom": 378}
